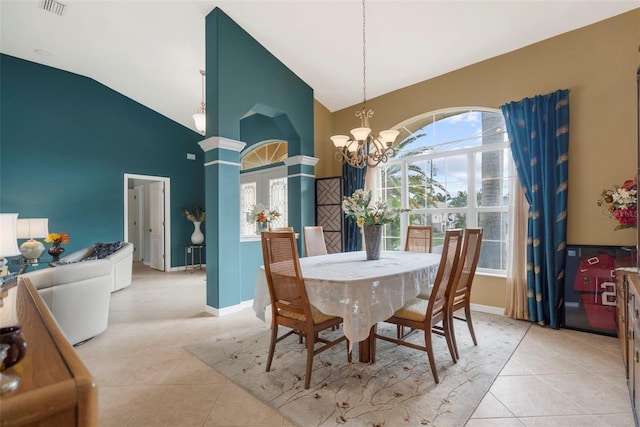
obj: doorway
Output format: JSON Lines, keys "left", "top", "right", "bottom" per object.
{"left": 124, "top": 173, "right": 171, "bottom": 271}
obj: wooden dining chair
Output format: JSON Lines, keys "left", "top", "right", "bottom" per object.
{"left": 370, "top": 229, "right": 463, "bottom": 384}
{"left": 261, "top": 231, "right": 350, "bottom": 389}
{"left": 404, "top": 225, "right": 433, "bottom": 253}
{"left": 447, "top": 228, "right": 483, "bottom": 360}
{"left": 269, "top": 226, "right": 294, "bottom": 232}
{"left": 303, "top": 226, "right": 328, "bottom": 257}
{"left": 398, "top": 225, "right": 435, "bottom": 338}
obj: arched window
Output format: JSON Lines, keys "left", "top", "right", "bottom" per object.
{"left": 240, "top": 141, "right": 288, "bottom": 236}
{"left": 377, "top": 108, "right": 512, "bottom": 274}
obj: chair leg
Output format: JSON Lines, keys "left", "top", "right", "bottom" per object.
{"left": 347, "top": 339, "right": 352, "bottom": 363}
{"left": 449, "top": 311, "right": 460, "bottom": 361}
{"left": 397, "top": 324, "right": 404, "bottom": 339}
{"left": 266, "top": 324, "right": 278, "bottom": 372}
{"left": 443, "top": 316, "right": 457, "bottom": 364}
{"left": 304, "top": 331, "right": 315, "bottom": 389}
{"left": 465, "top": 304, "right": 478, "bottom": 346}
{"left": 424, "top": 329, "right": 439, "bottom": 384}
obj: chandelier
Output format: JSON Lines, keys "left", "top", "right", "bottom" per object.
{"left": 330, "top": 0, "right": 399, "bottom": 169}
{"left": 192, "top": 69, "right": 206, "bottom": 134}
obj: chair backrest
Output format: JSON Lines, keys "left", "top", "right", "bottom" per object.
{"left": 452, "top": 228, "right": 483, "bottom": 303}
{"left": 405, "top": 225, "right": 433, "bottom": 253}
{"left": 426, "top": 229, "right": 463, "bottom": 318}
{"left": 269, "top": 226, "right": 294, "bottom": 232}
{"left": 303, "top": 226, "right": 328, "bottom": 257}
{"left": 261, "top": 231, "right": 310, "bottom": 319}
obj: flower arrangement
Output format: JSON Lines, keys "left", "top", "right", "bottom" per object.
{"left": 182, "top": 205, "right": 206, "bottom": 223}
{"left": 45, "top": 232, "right": 70, "bottom": 245}
{"left": 246, "top": 203, "right": 280, "bottom": 224}
{"left": 597, "top": 177, "right": 637, "bottom": 230}
{"left": 342, "top": 189, "right": 409, "bottom": 227}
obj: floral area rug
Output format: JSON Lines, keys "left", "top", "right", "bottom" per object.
{"left": 186, "top": 312, "right": 530, "bottom": 427}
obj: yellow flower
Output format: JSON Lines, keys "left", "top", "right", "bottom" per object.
{"left": 45, "top": 232, "right": 70, "bottom": 244}
{"left": 356, "top": 217, "right": 365, "bottom": 227}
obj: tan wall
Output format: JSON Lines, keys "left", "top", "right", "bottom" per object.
{"left": 314, "top": 9, "right": 640, "bottom": 310}
{"left": 313, "top": 100, "right": 338, "bottom": 179}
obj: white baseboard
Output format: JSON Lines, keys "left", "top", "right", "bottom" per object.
{"left": 470, "top": 303, "right": 505, "bottom": 316}
{"left": 167, "top": 264, "right": 207, "bottom": 272}
{"left": 205, "top": 299, "right": 253, "bottom": 317}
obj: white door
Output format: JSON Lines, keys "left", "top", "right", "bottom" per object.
{"left": 127, "top": 189, "right": 139, "bottom": 260}
{"left": 149, "top": 181, "right": 165, "bottom": 271}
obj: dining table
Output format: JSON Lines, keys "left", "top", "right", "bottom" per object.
{"left": 253, "top": 250, "right": 441, "bottom": 362}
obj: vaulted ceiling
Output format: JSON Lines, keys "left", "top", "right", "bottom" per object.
{"left": 1, "top": 1, "right": 637, "bottom": 134}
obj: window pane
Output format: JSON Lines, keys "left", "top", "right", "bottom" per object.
{"left": 241, "top": 141, "right": 287, "bottom": 171}
{"left": 475, "top": 150, "right": 509, "bottom": 207}
{"left": 477, "top": 211, "right": 508, "bottom": 270}
{"left": 382, "top": 220, "right": 402, "bottom": 251}
{"left": 241, "top": 182, "right": 257, "bottom": 236}
{"left": 269, "top": 177, "right": 288, "bottom": 228}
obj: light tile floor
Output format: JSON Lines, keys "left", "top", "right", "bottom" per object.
{"left": 74, "top": 262, "right": 635, "bottom": 426}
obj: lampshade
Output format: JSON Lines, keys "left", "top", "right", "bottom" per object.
{"left": 16, "top": 218, "right": 49, "bottom": 260}
{"left": 0, "top": 214, "right": 20, "bottom": 259}
{"left": 193, "top": 112, "right": 206, "bottom": 134}
{"left": 330, "top": 135, "right": 349, "bottom": 148}
{"left": 378, "top": 129, "right": 400, "bottom": 145}
{"left": 17, "top": 218, "right": 49, "bottom": 239}
{"left": 350, "top": 127, "right": 371, "bottom": 141}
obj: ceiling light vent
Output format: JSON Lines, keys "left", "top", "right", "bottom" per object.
{"left": 40, "top": 0, "right": 66, "bottom": 17}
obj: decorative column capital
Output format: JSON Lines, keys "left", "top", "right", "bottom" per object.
{"left": 284, "top": 155, "right": 319, "bottom": 167}
{"left": 199, "top": 136, "right": 246, "bottom": 153}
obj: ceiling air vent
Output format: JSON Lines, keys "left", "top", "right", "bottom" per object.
{"left": 40, "top": 0, "right": 66, "bottom": 17}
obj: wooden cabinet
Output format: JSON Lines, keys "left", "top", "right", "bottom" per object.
{"left": 616, "top": 269, "right": 640, "bottom": 426}
{"left": 0, "top": 277, "right": 97, "bottom": 426}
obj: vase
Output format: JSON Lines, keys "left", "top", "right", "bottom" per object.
{"left": 48, "top": 243, "right": 65, "bottom": 262}
{"left": 256, "top": 221, "right": 269, "bottom": 234}
{"left": 363, "top": 224, "right": 383, "bottom": 260}
{"left": 0, "top": 326, "right": 27, "bottom": 371}
{"left": 191, "top": 221, "right": 204, "bottom": 245}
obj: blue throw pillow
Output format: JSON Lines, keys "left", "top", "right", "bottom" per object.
{"left": 92, "top": 241, "right": 124, "bottom": 259}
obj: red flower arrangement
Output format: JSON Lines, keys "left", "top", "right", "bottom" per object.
{"left": 597, "top": 178, "right": 637, "bottom": 230}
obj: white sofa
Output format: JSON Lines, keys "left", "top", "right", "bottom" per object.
{"left": 21, "top": 241, "right": 133, "bottom": 345}
{"left": 60, "top": 241, "right": 134, "bottom": 292}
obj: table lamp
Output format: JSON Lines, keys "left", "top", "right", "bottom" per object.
{"left": 16, "top": 218, "right": 49, "bottom": 261}
{"left": 0, "top": 214, "right": 20, "bottom": 277}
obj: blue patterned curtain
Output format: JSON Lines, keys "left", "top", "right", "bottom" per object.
{"left": 501, "top": 89, "right": 570, "bottom": 329}
{"left": 343, "top": 161, "right": 366, "bottom": 252}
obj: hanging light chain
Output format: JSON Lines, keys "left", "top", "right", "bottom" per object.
{"left": 330, "top": 0, "right": 399, "bottom": 169}
{"left": 362, "top": 0, "right": 367, "bottom": 105}
{"left": 200, "top": 69, "right": 206, "bottom": 111}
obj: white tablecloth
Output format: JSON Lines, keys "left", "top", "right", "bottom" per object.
{"left": 253, "top": 250, "right": 441, "bottom": 345}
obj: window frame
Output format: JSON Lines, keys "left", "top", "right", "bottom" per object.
{"left": 376, "top": 107, "right": 512, "bottom": 276}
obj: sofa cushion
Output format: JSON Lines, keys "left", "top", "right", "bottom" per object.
{"left": 91, "top": 241, "right": 124, "bottom": 260}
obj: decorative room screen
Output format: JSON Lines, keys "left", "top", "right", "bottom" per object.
{"left": 315, "top": 177, "right": 344, "bottom": 253}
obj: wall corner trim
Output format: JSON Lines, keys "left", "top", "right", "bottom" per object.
{"left": 284, "top": 155, "right": 319, "bottom": 167}
{"left": 199, "top": 136, "right": 247, "bottom": 153}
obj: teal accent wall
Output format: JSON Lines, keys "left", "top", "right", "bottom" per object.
{"left": 204, "top": 8, "right": 315, "bottom": 310}
{"left": 0, "top": 54, "right": 204, "bottom": 266}
{"left": 205, "top": 8, "right": 313, "bottom": 153}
